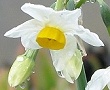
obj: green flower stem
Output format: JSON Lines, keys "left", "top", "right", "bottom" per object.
{"left": 75, "top": 0, "right": 86, "bottom": 9}
{"left": 55, "top": 0, "right": 64, "bottom": 10}
{"left": 97, "top": 0, "right": 103, "bottom": 4}
{"left": 76, "top": 65, "right": 87, "bottom": 90}
{"left": 25, "top": 49, "right": 39, "bottom": 60}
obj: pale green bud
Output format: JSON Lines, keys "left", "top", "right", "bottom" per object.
{"left": 67, "top": 49, "right": 83, "bottom": 80}
{"left": 60, "top": 49, "right": 83, "bottom": 83}
{"left": 8, "top": 49, "right": 38, "bottom": 87}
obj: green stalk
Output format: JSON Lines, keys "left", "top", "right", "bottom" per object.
{"left": 55, "top": 0, "right": 64, "bottom": 10}
{"left": 76, "top": 65, "right": 87, "bottom": 90}
{"left": 75, "top": 0, "right": 86, "bottom": 9}
{"left": 97, "top": 0, "right": 103, "bottom": 4}
{"left": 25, "top": 49, "right": 39, "bottom": 60}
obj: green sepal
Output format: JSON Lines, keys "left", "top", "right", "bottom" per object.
{"left": 97, "top": 0, "right": 110, "bottom": 35}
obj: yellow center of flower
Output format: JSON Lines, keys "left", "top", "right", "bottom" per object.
{"left": 36, "top": 27, "right": 66, "bottom": 50}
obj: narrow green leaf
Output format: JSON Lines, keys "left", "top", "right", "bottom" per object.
{"left": 97, "top": 0, "right": 110, "bottom": 35}
{"left": 75, "top": 0, "right": 86, "bottom": 9}
{"left": 76, "top": 65, "right": 87, "bottom": 90}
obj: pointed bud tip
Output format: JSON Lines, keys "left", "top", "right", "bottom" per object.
{"left": 8, "top": 55, "right": 35, "bottom": 87}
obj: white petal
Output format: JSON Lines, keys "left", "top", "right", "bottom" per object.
{"left": 64, "top": 9, "right": 81, "bottom": 30}
{"left": 48, "top": 9, "right": 81, "bottom": 32}
{"left": 48, "top": 13, "right": 72, "bottom": 32}
{"left": 21, "top": 3, "right": 54, "bottom": 22}
{"left": 56, "top": 9, "right": 81, "bottom": 23}
{"left": 74, "top": 25, "right": 104, "bottom": 46}
{"left": 4, "top": 19, "right": 43, "bottom": 38}
{"left": 86, "top": 68, "right": 110, "bottom": 90}
{"left": 107, "top": 82, "right": 110, "bottom": 89}
{"left": 60, "top": 49, "right": 83, "bottom": 83}
{"left": 50, "top": 35, "right": 77, "bottom": 71}
{"left": 21, "top": 32, "right": 41, "bottom": 49}
{"left": 62, "top": 9, "right": 81, "bottom": 27}
{"left": 48, "top": 12, "right": 67, "bottom": 30}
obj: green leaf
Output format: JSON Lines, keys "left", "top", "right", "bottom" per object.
{"left": 97, "top": 0, "right": 110, "bottom": 35}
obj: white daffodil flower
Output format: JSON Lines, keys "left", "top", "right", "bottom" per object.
{"left": 86, "top": 67, "right": 110, "bottom": 90}
{"left": 4, "top": 3, "right": 104, "bottom": 83}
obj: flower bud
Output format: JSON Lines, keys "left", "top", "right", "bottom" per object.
{"left": 58, "top": 49, "right": 83, "bottom": 83}
{"left": 66, "top": 49, "right": 83, "bottom": 81}
{"left": 8, "top": 49, "right": 38, "bottom": 87}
